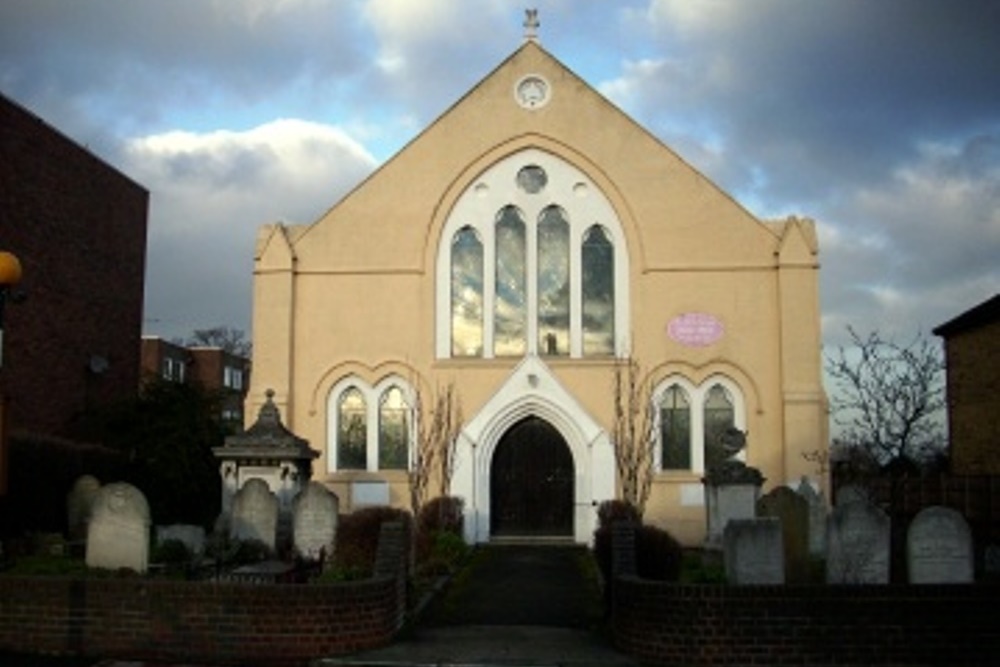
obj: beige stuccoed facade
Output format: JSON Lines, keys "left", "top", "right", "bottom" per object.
{"left": 249, "top": 41, "right": 828, "bottom": 546}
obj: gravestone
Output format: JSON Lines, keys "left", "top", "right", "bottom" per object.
{"left": 757, "top": 485, "right": 809, "bottom": 582}
{"left": 293, "top": 482, "right": 339, "bottom": 560}
{"left": 835, "top": 484, "right": 871, "bottom": 507}
{"left": 230, "top": 478, "right": 278, "bottom": 550}
{"left": 907, "top": 506, "right": 973, "bottom": 584}
{"left": 703, "top": 459, "right": 765, "bottom": 549}
{"left": 795, "top": 477, "right": 827, "bottom": 557}
{"left": 156, "top": 524, "right": 206, "bottom": 555}
{"left": 66, "top": 475, "right": 101, "bottom": 542}
{"left": 825, "top": 500, "right": 890, "bottom": 584}
{"left": 723, "top": 518, "right": 784, "bottom": 585}
{"left": 85, "top": 482, "right": 151, "bottom": 573}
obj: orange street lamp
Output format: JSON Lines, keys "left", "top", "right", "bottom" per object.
{"left": 0, "top": 250, "right": 24, "bottom": 368}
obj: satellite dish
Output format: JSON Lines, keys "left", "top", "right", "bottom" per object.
{"left": 88, "top": 355, "right": 110, "bottom": 374}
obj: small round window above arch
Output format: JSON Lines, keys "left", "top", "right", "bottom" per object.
{"left": 516, "top": 165, "right": 548, "bottom": 194}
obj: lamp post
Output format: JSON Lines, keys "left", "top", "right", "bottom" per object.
{"left": 0, "top": 250, "right": 23, "bottom": 368}
{"left": 0, "top": 250, "right": 21, "bottom": 496}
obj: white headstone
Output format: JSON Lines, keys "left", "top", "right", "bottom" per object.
{"left": 293, "top": 482, "right": 339, "bottom": 560}
{"left": 67, "top": 475, "right": 101, "bottom": 542}
{"left": 724, "top": 518, "right": 784, "bottom": 585}
{"left": 826, "top": 500, "right": 890, "bottom": 584}
{"left": 85, "top": 482, "right": 150, "bottom": 573}
{"left": 705, "top": 483, "right": 760, "bottom": 549}
{"left": 230, "top": 478, "right": 278, "bottom": 549}
{"left": 907, "top": 506, "right": 973, "bottom": 584}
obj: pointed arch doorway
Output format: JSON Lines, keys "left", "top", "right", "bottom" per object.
{"left": 490, "top": 416, "right": 574, "bottom": 538}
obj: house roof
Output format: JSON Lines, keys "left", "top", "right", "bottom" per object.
{"left": 933, "top": 293, "right": 1000, "bottom": 337}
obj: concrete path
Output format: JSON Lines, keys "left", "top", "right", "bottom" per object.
{"left": 316, "top": 544, "right": 640, "bottom": 667}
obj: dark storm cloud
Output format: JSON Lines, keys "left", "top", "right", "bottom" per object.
{"left": 0, "top": 0, "right": 366, "bottom": 149}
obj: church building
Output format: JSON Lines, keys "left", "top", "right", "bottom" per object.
{"left": 249, "top": 23, "right": 827, "bottom": 546}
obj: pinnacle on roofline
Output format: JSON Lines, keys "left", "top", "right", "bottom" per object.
{"left": 523, "top": 8, "right": 540, "bottom": 43}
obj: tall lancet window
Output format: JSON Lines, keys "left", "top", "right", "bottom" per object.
{"left": 337, "top": 387, "right": 367, "bottom": 470}
{"left": 581, "top": 225, "right": 615, "bottom": 356}
{"left": 537, "top": 205, "right": 570, "bottom": 356}
{"left": 703, "top": 384, "right": 735, "bottom": 471}
{"left": 451, "top": 226, "right": 484, "bottom": 356}
{"left": 378, "top": 386, "right": 409, "bottom": 470}
{"left": 494, "top": 205, "right": 527, "bottom": 356}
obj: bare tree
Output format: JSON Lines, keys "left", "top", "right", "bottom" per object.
{"left": 826, "top": 326, "right": 946, "bottom": 466}
{"left": 409, "top": 380, "right": 463, "bottom": 518}
{"left": 184, "top": 326, "right": 252, "bottom": 358}
{"left": 612, "top": 357, "right": 656, "bottom": 516}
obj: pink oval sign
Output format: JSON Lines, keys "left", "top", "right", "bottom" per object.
{"left": 667, "top": 312, "right": 724, "bottom": 347}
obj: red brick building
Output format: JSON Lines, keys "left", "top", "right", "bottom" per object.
{"left": 140, "top": 337, "right": 251, "bottom": 431}
{"left": 933, "top": 294, "right": 1000, "bottom": 475}
{"left": 0, "top": 93, "right": 148, "bottom": 442}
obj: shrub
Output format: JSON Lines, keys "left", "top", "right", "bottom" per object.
{"left": 635, "top": 524, "right": 683, "bottom": 582}
{"left": 334, "top": 506, "right": 412, "bottom": 578}
{"left": 596, "top": 499, "right": 640, "bottom": 531}
{"left": 417, "top": 496, "right": 464, "bottom": 536}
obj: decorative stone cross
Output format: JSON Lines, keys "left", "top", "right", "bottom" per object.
{"left": 524, "top": 8, "right": 539, "bottom": 42}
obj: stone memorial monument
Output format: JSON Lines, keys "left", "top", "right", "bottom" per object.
{"left": 293, "top": 482, "right": 339, "bottom": 560}
{"left": 826, "top": 499, "right": 890, "bottom": 584}
{"left": 85, "top": 482, "right": 151, "bottom": 573}
{"left": 907, "top": 506, "right": 973, "bottom": 584}
{"left": 703, "top": 428, "right": 765, "bottom": 549}
{"left": 724, "top": 517, "right": 784, "bottom": 585}
{"left": 214, "top": 389, "right": 319, "bottom": 551}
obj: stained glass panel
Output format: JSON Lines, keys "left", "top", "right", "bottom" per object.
{"left": 451, "top": 227, "right": 483, "bottom": 356}
{"left": 337, "top": 388, "right": 367, "bottom": 470}
{"left": 378, "top": 386, "right": 409, "bottom": 470}
{"left": 582, "top": 225, "right": 614, "bottom": 355}
{"left": 537, "top": 206, "right": 570, "bottom": 356}
{"left": 494, "top": 206, "right": 527, "bottom": 356}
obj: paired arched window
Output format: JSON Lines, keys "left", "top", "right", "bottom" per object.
{"left": 329, "top": 378, "right": 413, "bottom": 472}
{"left": 438, "top": 149, "right": 628, "bottom": 359}
{"left": 653, "top": 376, "right": 745, "bottom": 474}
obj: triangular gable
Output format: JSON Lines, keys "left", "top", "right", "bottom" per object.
{"left": 288, "top": 41, "right": 780, "bottom": 272}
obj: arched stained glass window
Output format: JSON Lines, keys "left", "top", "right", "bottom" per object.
{"left": 337, "top": 388, "right": 367, "bottom": 470}
{"left": 537, "top": 206, "right": 570, "bottom": 356}
{"left": 660, "top": 386, "right": 691, "bottom": 470}
{"left": 494, "top": 205, "right": 527, "bottom": 356}
{"left": 703, "top": 385, "right": 735, "bottom": 471}
{"left": 378, "top": 386, "right": 409, "bottom": 470}
{"left": 451, "top": 227, "right": 483, "bottom": 356}
{"left": 582, "top": 225, "right": 615, "bottom": 356}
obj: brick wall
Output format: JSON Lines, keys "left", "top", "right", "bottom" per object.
{"left": 0, "top": 93, "right": 148, "bottom": 440}
{"left": 944, "top": 319, "right": 1000, "bottom": 475}
{"left": 613, "top": 577, "right": 1000, "bottom": 665}
{"left": 0, "top": 576, "right": 403, "bottom": 665}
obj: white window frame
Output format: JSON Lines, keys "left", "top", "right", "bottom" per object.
{"left": 652, "top": 374, "right": 746, "bottom": 474}
{"left": 326, "top": 376, "right": 415, "bottom": 473}
{"left": 435, "top": 148, "right": 630, "bottom": 359}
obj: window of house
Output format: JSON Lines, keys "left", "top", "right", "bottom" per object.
{"left": 328, "top": 378, "right": 415, "bottom": 473}
{"left": 224, "top": 366, "right": 244, "bottom": 391}
{"left": 654, "top": 377, "right": 744, "bottom": 474}
{"left": 437, "top": 148, "right": 629, "bottom": 359}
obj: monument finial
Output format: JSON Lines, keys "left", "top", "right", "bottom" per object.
{"left": 523, "top": 8, "right": 539, "bottom": 43}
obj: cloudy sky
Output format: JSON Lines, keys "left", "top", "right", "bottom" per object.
{"left": 1, "top": 0, "right": 997, "bottom": 354}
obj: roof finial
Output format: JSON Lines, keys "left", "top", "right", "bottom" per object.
{"left": 523, "top": 8, "right": 539, "bottom": 43}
